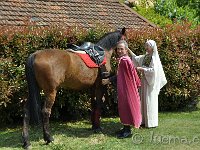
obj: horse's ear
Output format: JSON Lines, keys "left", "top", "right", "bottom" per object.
{"left": 121, "top": 27, "right": 126, "bottom": 35}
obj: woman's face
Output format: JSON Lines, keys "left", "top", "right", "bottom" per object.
{"left": 145, "top": 43, "right": 153, "bottom": 54}
{"left": 117, "top": 43, "right": 127, "bottom": 57}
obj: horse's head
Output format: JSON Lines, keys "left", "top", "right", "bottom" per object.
{"left": 96, "top": 27, "right": 126, "bottom": 72}
{"left": 96, "top": 27, "right": 126, "bottom": 51}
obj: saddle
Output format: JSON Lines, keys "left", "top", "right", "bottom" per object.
{"left": 67, "top": 42, "right": 105, "bottom": 66}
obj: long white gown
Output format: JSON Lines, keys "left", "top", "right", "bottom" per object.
{"left": 131, "top": 40, "right": 167, "bottom": 128}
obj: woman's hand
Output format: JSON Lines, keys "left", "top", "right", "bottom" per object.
{"left": 102, "top": 79, "right": 110, "bottom": 85}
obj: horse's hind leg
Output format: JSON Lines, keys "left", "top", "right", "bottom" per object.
{"left": 42, "top": 89, "right": 57, "bottom": 144}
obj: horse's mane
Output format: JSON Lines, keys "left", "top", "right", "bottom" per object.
{"left": 96, "top": 30, "right": 121, "bottom": 51}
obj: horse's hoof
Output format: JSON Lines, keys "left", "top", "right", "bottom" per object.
{"left": 22, "top": 142, "right": 31, "bottom": 149}
{"left": 45, "top": 136, "right": 54, "bottom": 145}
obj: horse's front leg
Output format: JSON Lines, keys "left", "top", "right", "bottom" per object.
{"left": 42, "top": 90, "right": 56, "bottom": 144}
{"left": 91, "top": 86, "right": 104, "bottom": 132}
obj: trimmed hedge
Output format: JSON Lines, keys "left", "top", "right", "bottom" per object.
{"left": 0, "top": 23, "right": 199, "bottom": 125}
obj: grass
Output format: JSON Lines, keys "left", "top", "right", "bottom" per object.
{"left": 0, "top": 110, "right": 200, "bottom": 150}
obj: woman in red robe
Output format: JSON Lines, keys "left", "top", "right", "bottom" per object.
{"left": 102, "top": 40, "right": 142, "bottom": 138}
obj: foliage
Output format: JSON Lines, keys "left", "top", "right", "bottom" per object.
{"left": 133, "top": 6, "right": 172, "bottom": 27}
{"left": 127, "top": 23, "right": 200, "bottom": 111}
{"left": 155, "top": 0, "right": 199, "bottom": 27}
{"left": 123, "top": 0, "right": 199, "bottom": 28}
{"left": 0, "top": 23, "right": 199, "bottom": 125}
{"left": 0, "top": 25, "right": 109, "bottom": 125}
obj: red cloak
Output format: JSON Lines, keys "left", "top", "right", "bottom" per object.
{"left": 117, "top": 56, "right": 142, "bottom": 128}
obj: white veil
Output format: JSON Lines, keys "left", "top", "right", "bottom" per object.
{"left": 146, "top": 40, "right": 167, "bottom": 94}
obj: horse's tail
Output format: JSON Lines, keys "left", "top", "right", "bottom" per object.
{"left": 25, "top": 53, "right": 41, "bottom": 125}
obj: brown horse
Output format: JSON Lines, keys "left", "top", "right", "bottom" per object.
{"left": 22, "top": 28, "right": 126, "bottom": 148}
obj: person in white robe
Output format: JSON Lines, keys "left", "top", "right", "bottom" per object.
{"left": 128, "top": 40, "right": 167, "bottom": 128}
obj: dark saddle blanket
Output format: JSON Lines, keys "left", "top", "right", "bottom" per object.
{"left": 67, "top": 42, "right": 105, "bottom": 65}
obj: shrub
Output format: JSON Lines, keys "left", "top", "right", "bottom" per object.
{"left": 0, "top": 25, "right": 109, "bottom": 125}
{"left": 127, "top": 23, "right": 200, "bottom": 111}
{"left": 133, "top": 6, "right": 173, "bottom": 28}
{"left": 155, "top": 0, "right": 199, "bottom": 27}
{"left": 0, "top": 23, "right": 199, "bottom": 126}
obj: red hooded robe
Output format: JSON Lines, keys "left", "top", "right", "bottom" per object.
{"left": 117, "top": 56, "right": 142, "bottom": 128}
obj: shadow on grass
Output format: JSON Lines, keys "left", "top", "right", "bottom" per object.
{"left": 0, "top": 118, "right": 122, "bottom": 149}
{"left": 0, "top": 127, "right": 23, "bottom": 149}
{"left": 50, "top": 119, "right": 122, "bottom": 138}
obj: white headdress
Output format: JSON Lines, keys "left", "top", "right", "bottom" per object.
{"left": 146, "top": 40, "right": 167, "bottom": 94}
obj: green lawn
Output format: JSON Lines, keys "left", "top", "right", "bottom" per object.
{"left": 0, "top": 110, "right": 200, "bottom": 150}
